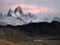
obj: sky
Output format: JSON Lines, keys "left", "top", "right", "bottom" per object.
{"left": 0, "top": 0, "right": 60, "bottom": 17}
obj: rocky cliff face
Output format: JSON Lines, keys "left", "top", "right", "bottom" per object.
{"left": 7, "top": 9, "right": 13, "bottom": 17}
{"left": 14, "top": 6, "right": 24, "bottom": 15}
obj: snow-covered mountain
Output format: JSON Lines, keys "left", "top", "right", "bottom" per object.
{"left": 53, "top": 17, "right": 60, "bottom": 22}
{"left": 0, "top": 6, "right": 60, "bottom": 26}
{"left": 0, "top": 6, "right": 36, "bottom": 26}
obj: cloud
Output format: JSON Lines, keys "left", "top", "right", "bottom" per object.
{"left": 10, "top": 3, "right": 59, "bottom": 14}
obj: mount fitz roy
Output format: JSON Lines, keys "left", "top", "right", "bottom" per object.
{"left": 0, "top": 6, "right": 37, "bottom": 26}
{"left": 0, "top": 6, "right": 60, "bottom": 26}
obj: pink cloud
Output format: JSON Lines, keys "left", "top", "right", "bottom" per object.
{"left": 10, "top": 3, "right": 59, "bottom": 14}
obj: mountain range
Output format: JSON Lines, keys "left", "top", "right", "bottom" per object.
{"left": 0, "top": 6, "right": 36, "bottom": 26}
{"left": 0, "top": 6, "right": 60, "bottom": 40}
{"left": 0, "top": 6, "right": 60, "bottom": 26}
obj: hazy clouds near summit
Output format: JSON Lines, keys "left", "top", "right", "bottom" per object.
{"left": 0, "top": 0, "right": 60, "bottom": 15}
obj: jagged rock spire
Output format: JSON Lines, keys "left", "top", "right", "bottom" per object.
{"left": 7, "top": 9, "right": 13, "bottom": 17}
{"left": 14, "top": 6, "right": 23, "bottom": 15}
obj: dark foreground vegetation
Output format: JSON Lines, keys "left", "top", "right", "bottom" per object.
{"left": 0, "top": 21, "right": 60, "bottom": 40}
{"left": 18, "top": 21, "right": 60, "bottom": 40}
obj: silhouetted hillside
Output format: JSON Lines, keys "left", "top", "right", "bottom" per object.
{"left": 18, "top": 21, "right": 60, "bottom": 34}
{"left": 16, "top": 21, "right": 60, "bottom": 39}
{"left": 0, "top": 21, "right": 60, "bottom": 40}
{"left": 0, "top": 26, "right": 28, "bottom": 42}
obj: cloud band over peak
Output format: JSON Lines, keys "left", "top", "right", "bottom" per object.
{"left": 10, "top": 3, "right": 59, "bottom": 14}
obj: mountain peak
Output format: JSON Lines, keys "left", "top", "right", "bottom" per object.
{"left": 7, "top": 9, "right": 13, "bottom": 17}
{"left": 53, "top": 17, "right": 60, "bottom": 22}
{"left": 14, "top": 6, "right": 23, "bottom": 15}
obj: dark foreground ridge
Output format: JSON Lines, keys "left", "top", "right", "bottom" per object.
{"left": 0, "top": 21, "right": 60, "bottom": 40}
